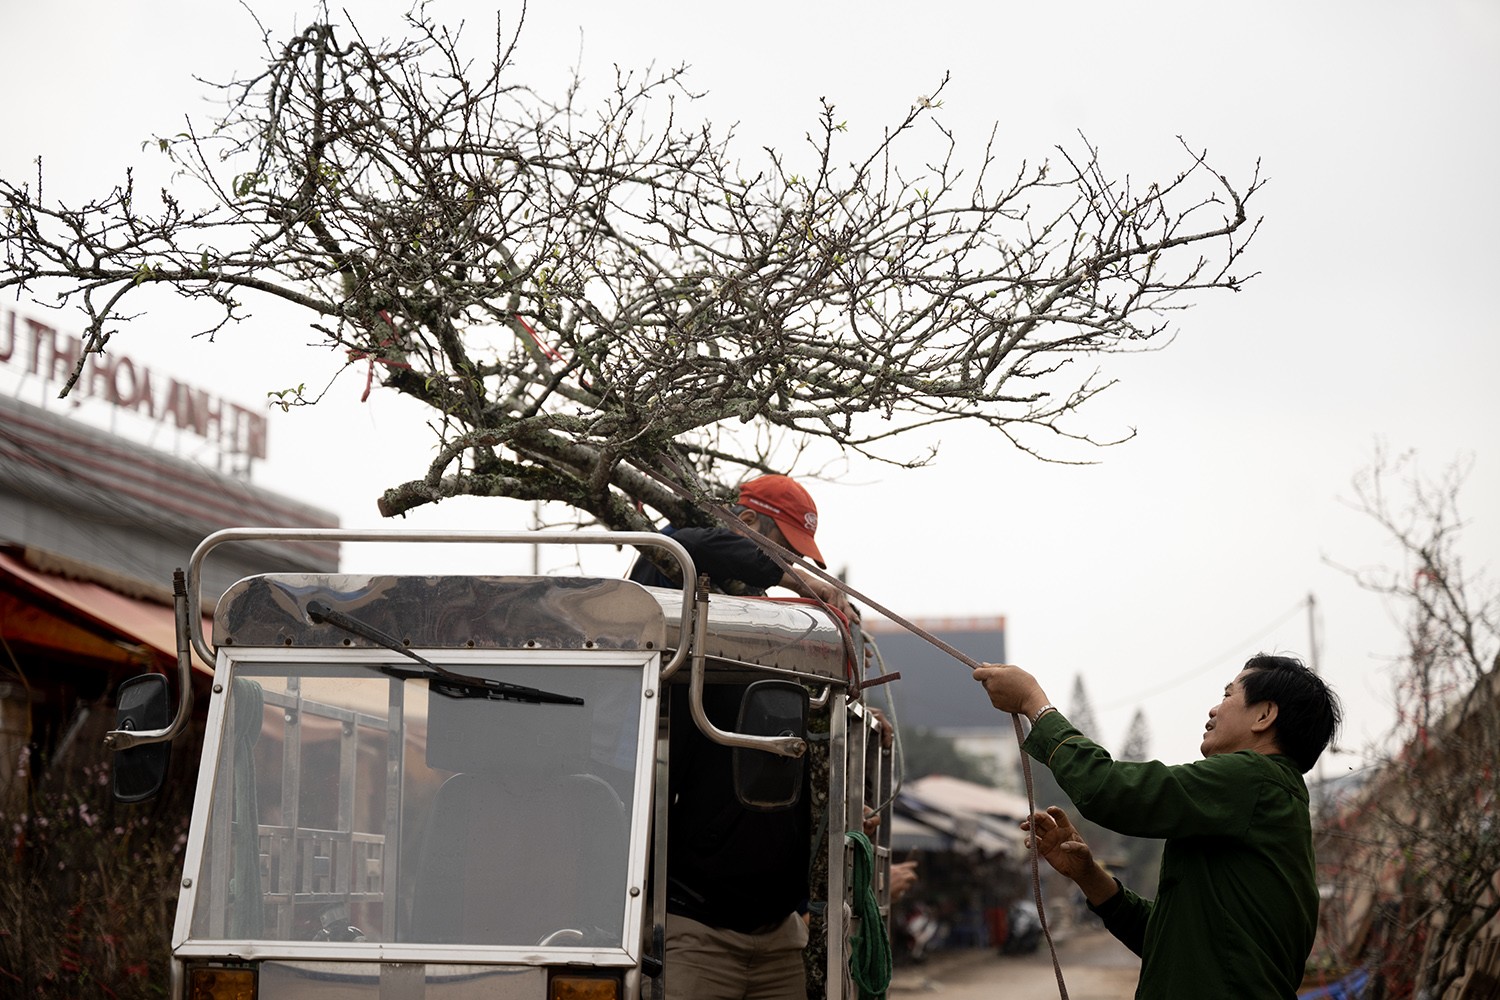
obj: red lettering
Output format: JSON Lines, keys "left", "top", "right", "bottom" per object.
{"left": 247, "top": 412, "right": 268, "bottom": 460}
{"left": 24, "top": 318, "right": 55, "bottom": 377}
{"left": 85, "top": 351, "right": 114, "bottom": 401}
{"left": 109, "top": 357, "right": 157, "bottom": 415}
{"left": 3, "top": 310, "right": 268, "bottom": 462}
{"left": 132, "top": 365, "right": 157, "bottom": 417}
{"left": 53, "top": 334, "right": 83, "bottom": 388}
{"left": 195, "top": 392, "right": 222, "bottom": 442}
{"left": 195, "top": 387, "right": 219, "bottom": 441}
{"left": 163, "top": 380, "right": 190, "bottom": 430}
{"left": 225, "top": 404, "right": 269, "bottom": 460}
{"left": 166, "top": 381, "right": 219, "bottom": 440}
{"left": 0, "top": 310, "right": 14, "bottom": 363}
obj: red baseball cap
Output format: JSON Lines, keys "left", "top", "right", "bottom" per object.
{"left": 738, "top": 475, "right": 826, "bottom": 567}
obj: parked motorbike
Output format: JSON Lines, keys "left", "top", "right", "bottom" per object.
{"left": 1001, "top": 899, "right": 1042, "bottom": 955}
{"left": 898, "top": 903, "right": 945, "bottom": 963}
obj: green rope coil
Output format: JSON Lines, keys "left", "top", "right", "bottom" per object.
{"left": 845, "top": 831, "right": 893, "bottom": 1000}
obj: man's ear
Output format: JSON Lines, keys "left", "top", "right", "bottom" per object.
{"left": 1250, "top": 701, "right": 1279, "bottom": 734}
{"left": 737, "top": 508, "right": 760, "bottom": 526}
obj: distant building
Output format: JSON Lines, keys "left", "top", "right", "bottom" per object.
{"left": 0, "top": 390, "right": 337, "bottom": 786}
{"left": 860, "top": 615, "right": 1022, "bottom": 792}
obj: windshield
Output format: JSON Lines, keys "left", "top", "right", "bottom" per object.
{"left": 183, "top": 653, "right": 652, "bottom": 952}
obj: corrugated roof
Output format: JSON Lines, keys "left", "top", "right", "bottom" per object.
{"left": 0, "top": 548, "right": 212, "bottom": 675}
{"left": 892, "top": 774, "right": 1029, "bottom": 858}
{"left": 0, "top": 393, "right": 338, "bottom": 569}
{"left": 905, "top": 774, "right": 1033, "bottom": 822}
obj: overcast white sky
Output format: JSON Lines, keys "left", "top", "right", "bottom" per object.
{"left": 3, "top": 1, "right": 1497, "bottom": 774}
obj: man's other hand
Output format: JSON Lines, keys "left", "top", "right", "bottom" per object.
{"left": 1020, "top": 806, "right": 1119, "bottom": 906}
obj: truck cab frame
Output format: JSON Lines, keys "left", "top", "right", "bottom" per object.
{"left": 107, "top": 528, "right": 894, "bottom": 1000}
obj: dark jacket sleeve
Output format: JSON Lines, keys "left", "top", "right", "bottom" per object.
{"left": 1089, "top": 878, "right": 1151, "bottom": 957}
{"left": 633, "top": 527, "right": 783, "bottom": 593}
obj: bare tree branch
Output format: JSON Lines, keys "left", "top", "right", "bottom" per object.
{"left": 1317, "top": 449, "right": 1500, "bottom": 996}
{"left": 1, "top": 5, "right": 1264, "bottom": 524}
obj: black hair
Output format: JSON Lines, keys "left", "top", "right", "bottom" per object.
{"left": 1239, "top": 654, "right": 1342, "bottom": 773}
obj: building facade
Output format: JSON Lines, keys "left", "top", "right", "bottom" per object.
{"left": 0, "top": 391, "right": 338, "bottom": 787}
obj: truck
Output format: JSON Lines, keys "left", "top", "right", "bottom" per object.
{"left": 106, "top": 528, "right": 895, "bottom": 1000}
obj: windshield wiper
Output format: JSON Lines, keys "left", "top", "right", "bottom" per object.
{"left": 305, "top": 601, "right": 584, "bottom": 706}
{"left": 376, "top": 662, "right": 584, "bottom": 705}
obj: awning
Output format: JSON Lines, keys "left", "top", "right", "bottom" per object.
{"left": 892, "top": 774, "right": 1030, "bottom": 859}
{"left": 905, "top": 774, "right": 1033, "bottom": 823}
{"left": 888, "top": 812, "right": 959, "bottom": 853}
{"left": 0, "top": 550, "right": 212, "bottom": 675}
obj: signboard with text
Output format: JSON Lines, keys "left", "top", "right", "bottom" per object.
{"left": 0, "top": 307, "right": 267, "bottom": 467}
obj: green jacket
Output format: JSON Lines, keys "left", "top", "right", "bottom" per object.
{"left": 1022, "top": 711, "right": 1317, "bottom": 999}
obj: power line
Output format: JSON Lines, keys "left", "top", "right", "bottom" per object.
{"left": 1117, "top": 599, "right": 1310, "bottom": 706}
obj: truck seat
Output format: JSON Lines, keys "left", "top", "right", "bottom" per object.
{"left": 409, "top": 771, "right": 629, "bottom": 946}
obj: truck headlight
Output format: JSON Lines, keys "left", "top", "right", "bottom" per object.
{"left": 186, "top": 965, "right": 257, "bottom": 1000}
{"left": 549, "top": 971, "right": 620, "bottom": 999}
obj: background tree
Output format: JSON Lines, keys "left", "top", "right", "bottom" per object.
{"left": 899, "top": 727, "right": 998, "bottom": 786}
{"left": 1067, "top": 674, "right": 1100, "bottom": 738}
{"left": 1027, "top": 675, "right": 1124, "bottom": 900}
{"left": 1115, "top": 707, "right": 1164, "bottom": 900}
{"left": 0, "top": 5, "right": 1261, "bottom": 537}
{"left": 1316, "top": 451, "right": 1500, "bottom": 997}
{"left": 1019, "top": 680, "right": 1172, "bottom": 925}
{"left": 1120, "top": 707, "right": 1151, "bottom": 761}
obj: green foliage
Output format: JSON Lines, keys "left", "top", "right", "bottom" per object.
{"left": 1067, "top": 675, "right": 1099, "bottom": 738}
{"left": 267, "top": 383, "right": 308, "bottom": 411}
{"left": 231, "top": 171, "right": 265, "bottom": 198}
{"left": 1120, "top": 708, "right": 1151, "bottom": 761}
{"left": 899, "top": 727, "right": 998, "bottom": 785}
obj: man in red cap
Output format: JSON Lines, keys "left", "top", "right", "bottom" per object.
{"left": 626, "top": 474, "right": 847, "bottom": 999}
{"left": 736, "top": 474, "right": 826, "bottom": 568}
{"left": 627, "top": 474, "right": 844, "bottom": 611}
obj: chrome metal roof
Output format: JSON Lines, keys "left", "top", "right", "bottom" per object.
{"left": 213, "top": 575, "right": 850, "bottom": 682}
{"left": 216, "top": 575, "right": 668, "bottom": 653}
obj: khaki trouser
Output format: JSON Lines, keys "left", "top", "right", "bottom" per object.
{"left": 664, "top": 911, "right": 809, "bottom": 1000}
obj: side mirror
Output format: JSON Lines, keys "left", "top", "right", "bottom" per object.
{"left": 112, "top": 674, "right": 172, "bottom": 803}
{"left": 732, "top": 680, "right": 808, "bottom": 811}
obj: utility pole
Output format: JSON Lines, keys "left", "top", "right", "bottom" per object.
{"left": 1307, "top": 592, "right": 1326, "bottom": 808}
{"left": 1307, "top": 592, "right": 1320, "bottom": 675}
{"left": 531, "top": 500, "right": 541, "bottom": 575}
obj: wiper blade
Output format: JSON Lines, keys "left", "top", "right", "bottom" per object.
{"left": 375, "top": 662, "right": 584, "bottom": 705}
{"left": 306, "top": 601, "right": 584, "bottom": 706}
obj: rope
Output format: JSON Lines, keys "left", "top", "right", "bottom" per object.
{"left": 845, "top": 831, "right": 893, "bottom": 1000}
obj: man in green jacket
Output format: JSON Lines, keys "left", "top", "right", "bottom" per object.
{"left": 973, "top": 654, "right": 1342, "bottom": 999}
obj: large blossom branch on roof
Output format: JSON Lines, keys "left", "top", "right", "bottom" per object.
{"left": 0, "top": 4, "right": 1262, "bottom": 528}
